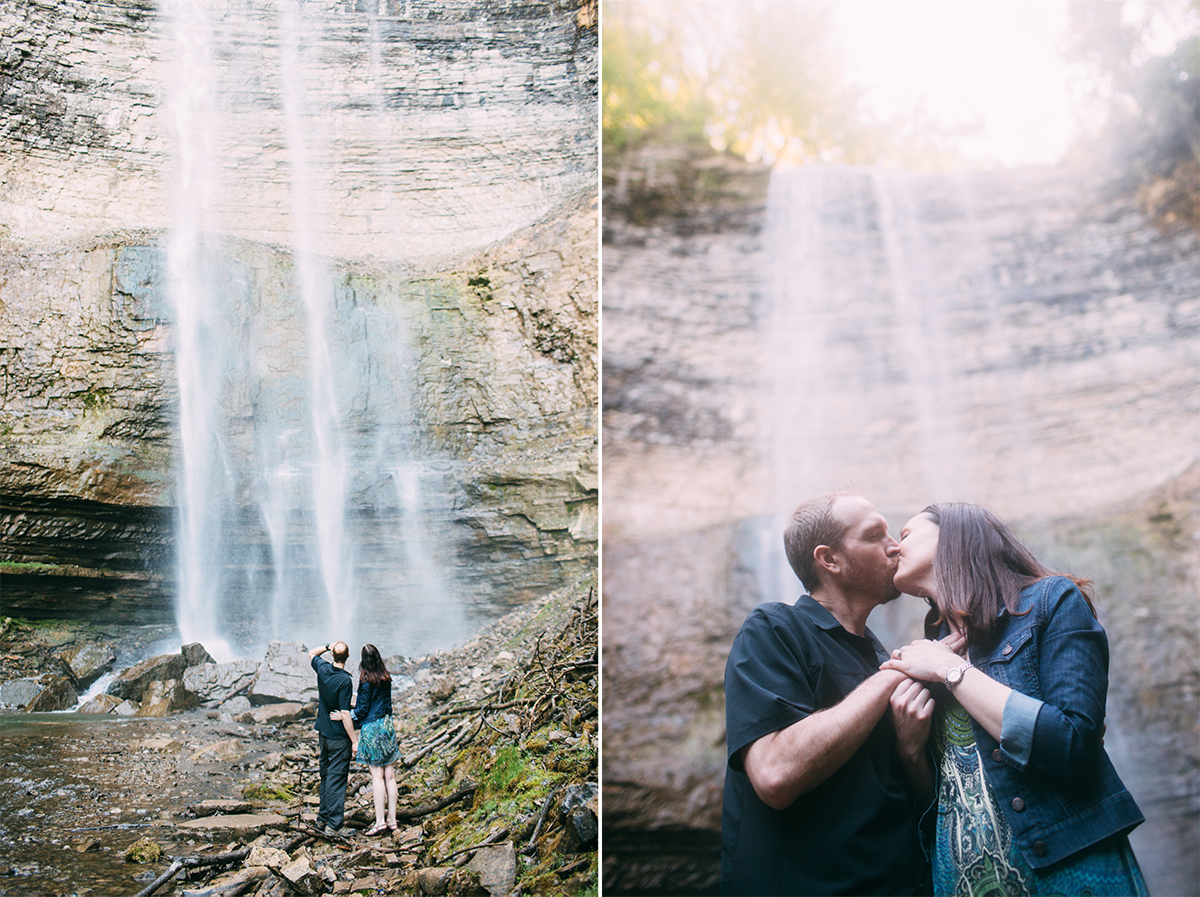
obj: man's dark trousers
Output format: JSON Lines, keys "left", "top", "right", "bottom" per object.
{"left": 317, "top": 733, "right": 353, "bottom": 830}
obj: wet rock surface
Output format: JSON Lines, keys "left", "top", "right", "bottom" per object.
{"left": 0, "top": 577, "right": 596, "bottom": 895}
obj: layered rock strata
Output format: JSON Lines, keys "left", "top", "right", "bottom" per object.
{"left": 0, "top": 0, "right": 598, "bottom": 639}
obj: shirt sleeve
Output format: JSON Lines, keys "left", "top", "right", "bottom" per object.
{"left": 351, "top": 680, "right": 369, "bottom": 722}
{"left": 337, "top": 674, "right": 353, "bottom": 712}
{"left": 724, "top": 606, "right": 817, "bottom": 771}
{"left": 1002, "top": 577, "right": 1109, "bottom": 779}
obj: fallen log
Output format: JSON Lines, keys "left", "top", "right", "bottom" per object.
{"left": 395, "top": 785, "right": 477, "bottom": 822}
{"left": 133, "top": 848, "right": 252, "bottom": 897}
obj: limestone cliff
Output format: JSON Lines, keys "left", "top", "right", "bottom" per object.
{"left": 0, "top": 0, "right": 598, "bottom": 639}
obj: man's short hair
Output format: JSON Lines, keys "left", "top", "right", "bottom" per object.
{"left": 783, "top": 492, "right": 856, "bottom": 592}
{"left": 332, "top": 641, "right": 350, "bottom": 663}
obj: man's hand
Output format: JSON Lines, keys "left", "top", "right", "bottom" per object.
{"left": 889, "top": 677, "right": 934, "bottom": 762}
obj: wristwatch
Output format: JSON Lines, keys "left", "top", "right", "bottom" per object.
{"left": 945, "top": 660, "right": 973, "bottom": 690}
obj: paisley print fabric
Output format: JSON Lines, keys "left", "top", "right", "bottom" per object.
{"left": 932, "top": 700, "right": 1148, "bottom": 897}
{"left": 358, "top": 714, "right": 399, "bottom": 767}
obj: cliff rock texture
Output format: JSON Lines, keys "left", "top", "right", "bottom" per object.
{"left": 0, "top": 0, "right": 597, "bottom": 650}
{"left": 602, "top": 147, "right": 1199, "bottom": 895}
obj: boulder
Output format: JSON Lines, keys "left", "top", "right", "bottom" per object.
{"left": 281, "top": 852, "right": 324, "bottom": 895}
{"left": 0, "top": 678, "right": 43, "bottom": 710}
{"left": 235, "top": 702, "right": 307, "bottom": 725}
{"left": 25, "top": 675, "right": 78, "bottom": 712}
{"left": 416, "top": 867, "right": 455, "bottom": 896}
{"left": 556, "top": 782, "right": 598, "bottom": 852}
{"left": 78, "top": 693, "right": 123, "bottom": 714}
{"left": 136, "top": 679, "right": 198, "bottom": 717}
{"left": 183, "top": 660, "right": 259, "bottom": 705}
{"left": 108, "top": 652, "right": 187, "bottom": 702}
{"left": 467, "top": 842, "right": 517, "bottom": 897}
{"left": 249, "top": 642, "right": 318, "bottom": 706}
{"left": 113, "top": 699, "right": 140, "bottom": 716}
{"left": 59, "top": 642, "right": 116, "bottom": 688}
{"left": 181, "top": 643, "right": 216, "bottom": 667}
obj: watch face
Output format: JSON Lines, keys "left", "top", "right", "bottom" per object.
{"left": 947, "top": 667, "right": 963, "bottom": 684}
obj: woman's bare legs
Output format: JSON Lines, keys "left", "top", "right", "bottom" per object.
{"left": 384, "top": 763, "right": 398, "bottom": 828}
{"left": 369, "top": 764, "right": 387, "bottom": 828}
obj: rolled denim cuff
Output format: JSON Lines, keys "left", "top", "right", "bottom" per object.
{"left": 999, "top": 690, "right": 1043, "bottom": 770}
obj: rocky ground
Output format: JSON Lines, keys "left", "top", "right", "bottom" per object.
{"left": 0, "top": 576, "right": 597, "bottom": 896}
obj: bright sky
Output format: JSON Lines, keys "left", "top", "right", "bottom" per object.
{"left": 830, "top": 0, "right": 1076, "bottom": 168}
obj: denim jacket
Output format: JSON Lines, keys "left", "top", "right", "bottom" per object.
{"left": 350, "top": 677, "right": 392, "bottom": 728}
{"left": 928, "top": 575, "right": 1144, "bottom": 869}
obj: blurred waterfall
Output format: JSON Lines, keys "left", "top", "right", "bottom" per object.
{"left": 160, "top": 0, "right": 467, "bottom": 660}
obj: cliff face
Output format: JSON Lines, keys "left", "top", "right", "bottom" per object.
{"left": 0, "top": 0, "right": 597, "bottom": 263}
{"left": 0, "top": 0, "right": 598, "bottom": 646}
{"left": 602, "top": 147, "right": 1199, "bottom": 895}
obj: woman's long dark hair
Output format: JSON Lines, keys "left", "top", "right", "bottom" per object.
{"left": 359, "top": 643, "right": 392, "bottom": 686}
{"left": 924, "top": 503, "right": 1095, "bottom": 647}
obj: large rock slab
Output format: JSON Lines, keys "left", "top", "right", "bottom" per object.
{"left": 0, "top": 678, "right": 42, "bottom": 710}
{"left": 249, "top": 642, "right": 318, "bottom": 706}
{"left": 235, "top": 702, "right": 308, "bottom": 725}
{"left": 174, "top": 813, "right": 288, "bottom": 838}
{"left": 59, "top": 642, "right": 116, "bottom": 689}
{"left": 108, "top": 652, "right": 187, "bottom": 702}
{"left": 78, "top": 693, "right": 123, "bottom": 714}
{"left": 183, "top": 660, "right": 260, "bottom": 706}
{"left": 25, "top": 675, "right": 78, "bottom": 712}
{"left": 135, "top": 679, "right": 198, "bottom": 717}
{"left": 468, "top": 842, "right": 517, "bottom": 897}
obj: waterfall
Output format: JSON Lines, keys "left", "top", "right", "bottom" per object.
{"left": 160, "top": 0, "right": 465, "bottom": 660}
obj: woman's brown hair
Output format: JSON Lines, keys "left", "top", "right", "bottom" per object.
{"left": 359, "top": 643, "right": 392, "bottom": 686}
{"left": 923, "top": 502, "right": 1095, "bottom": 647}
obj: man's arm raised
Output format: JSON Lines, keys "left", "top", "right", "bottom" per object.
{"left": 741, "top": 668, "right": 907, "bottom": 810}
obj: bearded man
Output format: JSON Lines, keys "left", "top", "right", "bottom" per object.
{"left": 721, "top": 493, "right": 934, "bottom": 895}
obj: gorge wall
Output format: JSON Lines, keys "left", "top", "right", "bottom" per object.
{"left": 602, "top": 147, "right": 1199, "bottom": 895}
{"left": 0, "top": 0, "right": 597, "bottom": 653}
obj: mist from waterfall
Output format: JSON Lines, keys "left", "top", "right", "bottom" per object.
{"left": 160, "top": 0, "right": 466, "bottom": 661}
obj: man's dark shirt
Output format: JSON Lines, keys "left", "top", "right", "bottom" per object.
{"left": 721, "top": 595, "right": 927, "bottom": 896}
{"left": 311, "top": 655, "right": 353, "bottom": 740}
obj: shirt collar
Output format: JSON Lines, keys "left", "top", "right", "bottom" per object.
{"left": 793, "top": 593, "right": 846, "bottom": 632}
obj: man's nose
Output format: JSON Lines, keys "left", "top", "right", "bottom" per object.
{"left": 885, "top": 537, "right": 900, "bottom": 557}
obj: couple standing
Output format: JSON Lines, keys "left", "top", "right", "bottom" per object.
{"left": 309, "top": 641, "right": 400, "bottom": 837}
{"left": 722, "top": 492, "right": 1148, "bottom": 896}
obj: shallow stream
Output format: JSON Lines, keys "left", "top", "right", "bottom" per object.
{"left": 0, "top": 712, "right": 294, "bottom": 896}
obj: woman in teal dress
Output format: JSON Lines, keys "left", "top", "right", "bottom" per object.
{"left": 882, "top": 503, "right": 1148, "bottom": 897}
{"left": 348, "top": 643, "right": 400, "bottom": 836}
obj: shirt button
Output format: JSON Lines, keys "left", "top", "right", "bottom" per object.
{"left": 1011, "top": 797, "right": 1025, "bottom": 811}
{"left": 1033, "top": 841, "right": 1047, "bottom": 856}
{"left": 992, "top": 749, "right": 1002, "bottom": 762}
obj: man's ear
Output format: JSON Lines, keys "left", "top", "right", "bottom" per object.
{"left": 813, "top": 545, "right": 839, "bottom": 576}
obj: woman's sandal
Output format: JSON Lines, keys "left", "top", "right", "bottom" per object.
{"left": 364, "top": 822, "right": 389, "bottom": 837}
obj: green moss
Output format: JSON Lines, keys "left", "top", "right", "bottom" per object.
{"left": 242, "top": 782, "right": 295, "bottom": 802}
{"left": 123, "top": 838, "right": 162, "bottom": 864}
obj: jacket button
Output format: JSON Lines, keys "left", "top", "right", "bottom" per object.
{"left": 1003, "top": 644, "right": 1012, "bottom": 655}
{"left": 1033, "top": 841, "right": 1047, "bottom": 856}
{"left": 1011, "top": 797, "right": 1025, "bottom": 811}
{"left": 992, "top": 749, "right": 1002, "bottom": 762}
